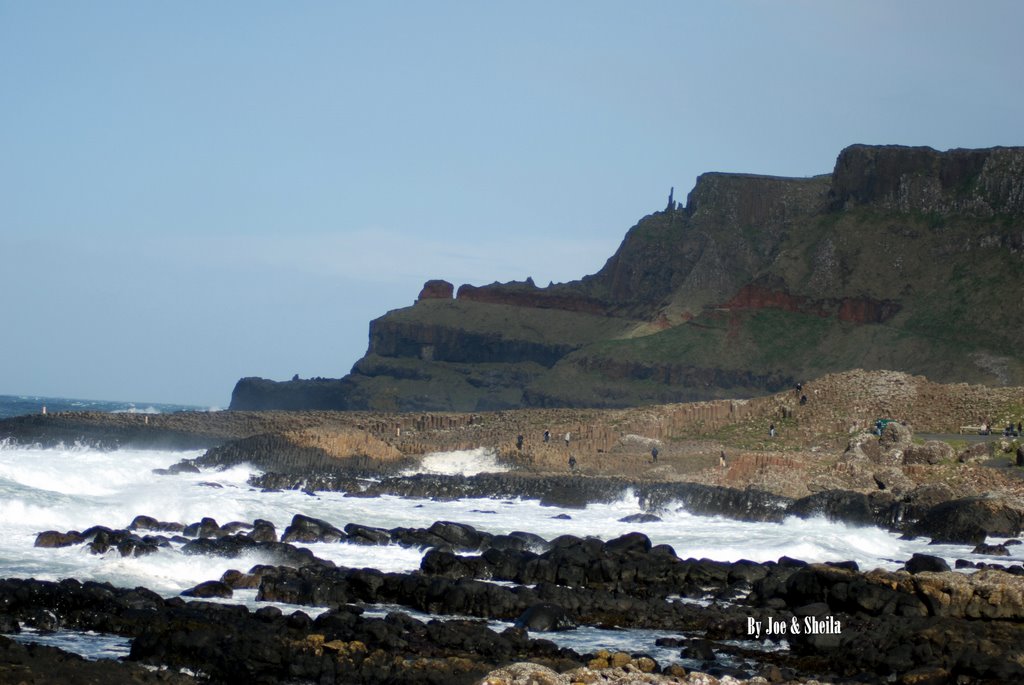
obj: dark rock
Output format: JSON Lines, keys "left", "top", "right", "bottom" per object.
{"left": 972, "top": 543, "right": 1010, "bottom": 556}
{"left": 220, "top": 569, "right": 261, "bottom": 589}
{"left": 181, "top": 580, "right": 233, "bottom": 599}
{"left": 249, "top": 519, "right": 278, "bottom": 542}
{"left": 618, "top": 513, "right": 662, "bottom": 523}
{"left": 678, "top": 638, "right": 716, "bottom": 661}
{"left": 33, "top": 530, "right": 84, "bottom": 548}
{"left": 603, "top": 532, "right": 652, "bottom": 555}
{"left": 418, "top": 279, "right": 454, "bottom": 300}
{"left": 427, "top": 521, "right": 486, "bottom": 550}
{"left": 280, "top": 513, "right": 345, "bottom": 543}
{"left": 789, "top": 490, "right": 876, "bottom": 525}
{"left": 912, "top": 496, "right": 1024, "bottom": 544}
{"left": 128, "top": 515, "right": 185, "bottom": 533}
{"left": 905, "top": 553, "right": 951, "bottom": 574}
{"left": 514, "top": 603, "right": 577, "bottom": 632}
{"left": 345, "top": 522, "right": 391, "bottom": 544}
{"left": 183, "top": 517, "right": 222, "bottom": 538}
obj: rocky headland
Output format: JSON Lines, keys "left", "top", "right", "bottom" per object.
{"left": 231, "top": 144, "right": 1024, "bottom": 412}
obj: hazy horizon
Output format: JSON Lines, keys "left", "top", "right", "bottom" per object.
{"left": 3, "top": 2, "right": 1023, "bottom": 406}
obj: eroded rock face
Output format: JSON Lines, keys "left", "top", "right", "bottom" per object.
{"left": 911, "top": 495, "right": 1024, "bottom": 544}
{"left": 831, "top": 144, "right": 1024, "bottom": 215}
{"left": 227, "top": 144, "right": 1024, "bottom": 412}
{"left": 418, "top": 279, "right": 454, "bottom": 300}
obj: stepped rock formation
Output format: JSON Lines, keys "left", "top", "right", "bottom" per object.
{"left": 232, "top": 144, "right": 1024, "bottom": 411}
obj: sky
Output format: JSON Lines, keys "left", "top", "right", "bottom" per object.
{"left": 2, "top": 1, "right": 1023, "bottom": 407}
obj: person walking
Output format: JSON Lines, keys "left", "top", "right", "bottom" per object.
{"left": 769, "top": 423, "right": 776, "bottom": 438}
{"left": 568, "top": 454, "right": 577, "bottom": 470}
{"left": 543, "top": 430, "right": 550, "bottom": 444}
{"left": 651, "top": 446, "right": 659, "bottom": 463}
{"left": 564, "top": 432, "right": 571, "bottom": 447}
{"left": 719, "top": 451, "right": 727, "bottom": 468}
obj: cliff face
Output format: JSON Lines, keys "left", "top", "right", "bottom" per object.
{"left": 231, "top": 144, "right": 1024, "bottom": 412}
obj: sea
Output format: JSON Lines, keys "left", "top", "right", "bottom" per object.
{"left": 0, "top": 394, "right": 1020, "bottom": 668}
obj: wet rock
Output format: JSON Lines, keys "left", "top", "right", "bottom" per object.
{"left": 603, "top": 532, "right": 652, "bottom": 555}
{"left": 618, "top": 513, "right": 662, "bottom": 523}
{"left": 788, "top": 489, "right": 876, "bottom": 525}
{"left": 344, "top": 522, "right": 391, "bottom": 544}
{"left": 280, "top": 513, "right": 345, "bottom": 543}
{"left": 514, "top": 603, "right": 577, "bottom": 632}
{"left": 128, "top": 515, "right": 185, "bottom": 533}
{"left": 905, "top": 554, "right": 951, "bottom": 574}
{"left": 639, "top": 482, "right": 792, "bottom": 523}
{"left": 220, "top": 569, "right": 262, "bottom": 589}
{"left": 912, "top": 495, "right": 1024, "bottom": 544}
{"left": 427, "top": 521, "right": 487, "bottom": 550}
{"left": 183, "top": 517, "right": 223, "bottom": 538}
{"left": 33, "top": 530, "right": 84, "bottom": 548}
{"left": 972, "top": 542, "right": 1010, "bottom": 556}
{"left": 182, "top": 580, "right": 233, "bottom": 598}
{"left": 678, "top": 638, "right": 716, "bottom": 661}
{"left": 249, "top": 518, "right": 278, "bottom": 542}
{"left": 0, "top": 635, "right": 199, "bottom": 684}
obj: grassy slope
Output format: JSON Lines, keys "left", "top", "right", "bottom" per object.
{"left": 529, "top": 207, "right": 1024, "bottom": 405}
{"left": 353, "top": 200, "right": 1024, "bottom": 410}
{"left": 378, "top": 298, "right": 637, "bottom": 346}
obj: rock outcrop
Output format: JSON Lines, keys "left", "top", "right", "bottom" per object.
{"left": 231, "top": 143, "right": 1024, "bottom": 412}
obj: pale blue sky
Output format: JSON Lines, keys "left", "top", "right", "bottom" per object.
{"left": 2, "top": 2, "right": 1022, "bottom": 406}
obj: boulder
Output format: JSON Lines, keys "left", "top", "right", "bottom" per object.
{"left": 513, "top": 603, "right": 576, "bottom": 632}
{"left": 128, "top": 515, "right": 185, "bottom": 533}
{"left": 33, "top": 531, "right": 84, "bottom": 548}
{"left": 281, "top": 514, "right": 345, "bottom": 543}
{"left": 345, "top": 522, "right": 391, "bottom": 545}
{"left": 905, "top": 553, "right": 951, "bottom": 574}
{"left": 903, "top": 441, "right": 954, "bottom": 465}
{"left": 603, "top": 532, "right": 652, "bottom": 555}
{"left": 249, "top": 519, "right": 278, "bottom": 543}
{"left": 873, "top": 467, "right": 915, "bottom": 494}
{"left": 181, "top": 581, "right": 233, "bottom": 599}
{"left": 617, "top": 513, "right": 662, "bottom": 523}
{"left": 880, "top": 421, "right": 913, "bottom": 449}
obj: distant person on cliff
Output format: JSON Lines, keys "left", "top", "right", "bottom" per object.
{"left": 651, "top": 447, "right": 659, "bottom": 463}
{"left": 543, "top": 430, "right": 550, "bottom": 444}
{"left": 568, "top": 454, "right": 577, "bottom": 470}
{"left": 719, "top": 451, "right": 727, "bottom": 468}
{"left": 564, "top": 432, "right": 571, "bottom": 447}
{"left": 769, "top": 423, "right": 776, "bottom": 438}
{"left": 516, "top": 434, "right": 524, "bottom": 450}
{"left": 799, "top": 394, "right": 807, "bottom": 406}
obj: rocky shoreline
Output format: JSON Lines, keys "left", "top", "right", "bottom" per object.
{"left": 11, "top": 506, "right": 1024, "bottom": 683}
{"left": 2, "top": 370, "right": 1024, "bottom": 683}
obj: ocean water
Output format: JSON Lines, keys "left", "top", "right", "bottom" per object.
{"left": 0, "top": 396, "right": 1018, "bottom": 665}
{"left": 0, "top": 394, "right": 206, "bottom": 420}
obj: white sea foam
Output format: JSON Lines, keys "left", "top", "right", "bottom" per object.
{"left": 402, "top": 447, "right": 509, "bottom": 476}
{"left": 111, "top": 405, "right": 161, "bottom": 414}
{"left": 0, "top": 442, "right": 1018, "bottom": 607}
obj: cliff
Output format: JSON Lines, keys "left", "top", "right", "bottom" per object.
{"left": 231, "top": 144, "right": 1024, "bottom": 411}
